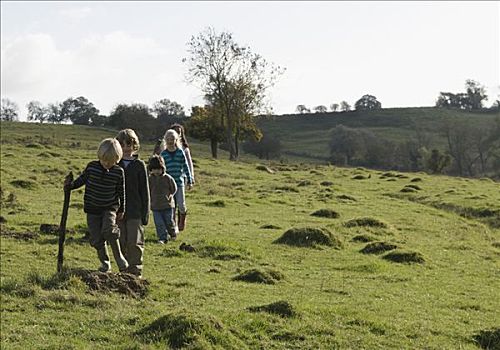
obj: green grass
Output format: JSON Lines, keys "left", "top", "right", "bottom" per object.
{"left": 1, "top": 121, "right": 500, "bottom": 349}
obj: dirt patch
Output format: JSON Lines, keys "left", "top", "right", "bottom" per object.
{"left": 360, "top": 241, "right": 398, "bottom": 254}
{"left": 232, "top": 268, "right": 284, "bottom": 284}
{"left": 337, "top": 194, "right": 357, "bottom": 201}
{"left": 247, "top": 300, "right": 297, "bottom": 318}
{"left": 351, "top": 234, "right": 377, "bottom": 243}
{"left": 260, "top": 224, "right": 281, "bottom": 230}
{"left": 410, "top": 177, "right": 422, "bottom": 182}
{"left": 382, "top": 250, "right": 425, "bottom": 264}
{"left": 71, "top": 269, "right": 149, "bottom": 298}
{"left": 473, "top": 328, "right": 500, "bottom": 349}
{"left": 352, "top": 174, "right": 370, "bottom": 180}
{"left": 10, "top": 180, "right": 37, "bottom": 190}
{"left": 0, "top": 216, "right": 6, "bottom": 224}
{"left": 344, "top": 217, "right": 388, "bottom": 228}
{"left": 273, "top": 227, "right": 343, "bottom": 248}
{"left": 179, "top": 242, "right": 196, "bottom": 253}
{"left": 39, "top": 224, "right": 59, "bottom": 234}
{"left": 320, "top": 181, "right": 333, "bottom": 186}
{"left": 400, "top": 187, "right": 417, "bottom": 193}
{"left": 404, "top": 184, "right": 422, "bottom": 190}
{"left": 311, "top": 209, "right": 340, "bottom": 219}
{"left": 136, "top": 313, "right": 241, "bottom": 348}
{"left": 206, "top": 200, "right": 225, "bottom": 207}
{"left": 0, "top": 228, "right": 39, "bottom": 240}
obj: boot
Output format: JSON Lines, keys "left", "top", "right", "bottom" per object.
{"left": 97, "top": 245, "right": 111, "bottom": 273}
{"left": 178, "top": 212, "right": 187, "bottom": 231}
{"left": 109, "top": 239, "right": 129, "bottom": 272}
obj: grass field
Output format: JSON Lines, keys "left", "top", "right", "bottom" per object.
{"left": 1, "top": 121, "right": 499, "bottom": 349}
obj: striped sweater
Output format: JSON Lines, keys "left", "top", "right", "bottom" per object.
{"left": 160, "top": 148, "right": 193, "bottom": 187}
{"left": 70, "top": 160, "right": 125, "bottom": 214}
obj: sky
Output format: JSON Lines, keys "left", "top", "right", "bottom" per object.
{"left": 1, "top": 1, "right": 499, "bottom": 121}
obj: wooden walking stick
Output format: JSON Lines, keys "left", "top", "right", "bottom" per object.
{"left": 57, "top": 172, "right": 73, "bottom": 273}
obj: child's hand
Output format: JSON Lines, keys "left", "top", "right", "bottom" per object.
{"left": 63, "top": 179, "right": 72, "bottom": 191}
{"left": 187, "top": 184, "right": 193, "bottom": 191}
{"left": 116, "top": 212, "right": 124, "bottom": 222}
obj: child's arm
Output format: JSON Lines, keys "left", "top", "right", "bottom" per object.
{"left": 184, "top": 147, "right": 195, "bottom": 184}
{"left": 180, "top": 149, "right": 194, "bottom": 187}
{"left": 139, "top": 161, "right": 150, "bottom": 225}
{"left": 117, "top": 168, "right": 125, "bottom": 216}
{"left": 65, "top": 165, "right": 88, "bottom": 190}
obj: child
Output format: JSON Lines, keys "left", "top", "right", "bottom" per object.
{"left": 148, "top": 155, "right": 177, "bottom": 243}
{"left": 116, "top": 129, "right": 150, "bottom": 277}
{"left": 64, "top": 138, "right": 128, "bottom": 273}
{"left": 160, "top": 129, "right": 194, "bottom": 233}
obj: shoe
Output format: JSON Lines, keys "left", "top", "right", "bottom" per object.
{"left": 98, "top": 263, "right": 111, "bottom": 273}
{"left": 158, "top": 240, "right": 165, "bottom": 244}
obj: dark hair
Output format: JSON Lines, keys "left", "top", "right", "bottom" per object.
{"left": 148, "top": 154, "right": 166, "bottom": 172}
{"left": 170, "top": 123, "right": 189, "bottom": 149}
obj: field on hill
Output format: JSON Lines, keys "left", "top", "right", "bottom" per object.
{"left": 1, "top": 121, "right": 499, "bottom": 349}
{"left": 258, "top": 107, "right": 500, "bottom": 164}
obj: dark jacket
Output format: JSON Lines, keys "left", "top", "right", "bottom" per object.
{"left": 118, "top": 155, "right": 150, "bottom": 225}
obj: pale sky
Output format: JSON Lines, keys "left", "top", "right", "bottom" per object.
{"left": 1, "top": 1, "right": 499, "bottom": 121}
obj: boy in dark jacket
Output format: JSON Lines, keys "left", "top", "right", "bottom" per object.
{"left": 116, "top": 129, "right": 150, "bottom": 278}
{"left": 64, "top": 138, "right": 128, "bottom": 273}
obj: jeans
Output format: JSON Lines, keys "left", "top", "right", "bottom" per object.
{"left": 152, "top": 209, "right": 175, "bottom": 241}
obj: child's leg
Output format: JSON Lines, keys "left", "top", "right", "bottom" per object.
{"left": 175, "top": 187, "right": 187, "bottom": 231}
{"left": 152, "top": 210, "right": 168, "bottom": 241}
{"left": 102, "top": 210, "right": 128, "bottom": 271}
{"left": 87, "top": 213, "right": 110, "bottom": 272}
{"left": 121, "top": 219, "right": 144, "bottom": 276}
{"left": 164, "top": 208, "right": 176, "bottom": 239}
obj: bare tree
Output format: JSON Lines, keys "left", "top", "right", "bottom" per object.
{"left": 1, "top": 98, "right": 19, "bottom": 121}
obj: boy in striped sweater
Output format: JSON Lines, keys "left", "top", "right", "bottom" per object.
{"left": 64, "top": 138, "right": 129, "bottom": 273}
{"left": 160, "top": 129, "right": 193, "bottom": 234}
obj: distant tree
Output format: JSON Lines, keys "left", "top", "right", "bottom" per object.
{"left": 183, "top": 27, "right": 284, "bottom": 161}
{"left": 1, "top": 98, "right": 19, "bottom": 121}
{"left": 46, "top": 103, "right": 64, "bottom": 123}
{"left": 435, "top": 80, "right": 488, "bottom": 110}
{"left": 330, "top": 103, "right": 339, "bottom": 112}
{"left": 242, "top": 134, "right": 282, "bottom": 160}
{"left": 355, "top": 94, "right": 382, "bottom": 111}
{"left": 329, "top": 124, "right": 363, "bottom": 165}
{"left": 108, "top": 103, "right": 157, "bottom": 138}
{"left": 340, "top": 101, "right": 351, "bottom": 112}
{"left": 465, "top": 79, "right": 487, "bottom": 110}
{"left": 90, "top": 114, "right": 108, "bottom": 127}
{"left": 153, "top": 99, "right": 185, "bottom": 118}
{"left": 187, "top": 105, "right": 225, "bottom": 158}
{"left": 425, "top": 149, "right": 451, "bottom": 174}
{"left": 60, "top": 96, "right": 99, "bottom": 125}
{"left": 27, "top": 101, "right": 48, "bottom": 123}
{"left": 314, "top": 105, "right": 327, "bottom": 113}
{"left": 296, "top": 105, "right": 310, "bottom": 114}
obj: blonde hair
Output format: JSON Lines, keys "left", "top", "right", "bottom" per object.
{"left": 163, "top": 129, "right": 181, "bottom": 149}
{"left": 97, "top": 138, "right": 122, "bottom": 164}
{"left": 116, "top": 128, "right": 140, "bottom": 152}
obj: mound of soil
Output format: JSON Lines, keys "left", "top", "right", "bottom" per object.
{"left": 344, "top": 217, "right": 388, "bottom": 228}
{"left": 400, "top": 187, "right": 417, "bottom": 193}
{"left": 297, "top": 180, "right": 313, "bottom": 187}
{"left": 351, "top": 234, "right": 377, "bottom": 243}
{"left": 10, "top": 180, "right": 37, "bottom": 189}
{"left": 0, "top": 228, "right": 38, "bottom": 240}
{"left": 382, "top": 250, "right": 425, "bottom": 264}
{"left": 260, "top": 224, "right": 281, "bottom": 230}
{"left": 136, "top": 313, "right": 240, "bottom": 348}
{"left": 72, "top": 269, "right": 149, "bottom": 298}
{"left": 320, "top": 181, "right": 333, "bottom": 186}
{"left": 336, "top": 194, "right": 357, "bottom": 201}
{"left": 273, "top": 227, "right": 342, "bottom": 248}
{"left": 311, "top": 209, "right": 340, "bottom": 219}
{"left": 206, "top": 200, "right": 225, "bottom": 207}
{"left": 404, "top": 184, "right": 422, "bottom": 190}
{"left": 248, "top": 300, "right": 297, "bottom": 318}
{"left": 352, "top": 174, "right": 370, "bottom": 180}
{"left": 473, "top": 328, "right": 500, "bottom": 350}
{"left": 232, "top": 268, "right": 284, "bottom": 284}
{"left": 360, "top": 241, "right": 398, "bottom": 254}
{"left": 410, "top": 177, "right": 422, "bottom": 182}
{"left": 39, "top": 224, "right": 59, "bottom": 234}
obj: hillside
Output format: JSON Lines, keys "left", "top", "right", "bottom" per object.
{"left": 258, "top": 107, "right": 500, "bottom": 164}
{"left": 1, "top": 121, "right": 499, "bottom": 349}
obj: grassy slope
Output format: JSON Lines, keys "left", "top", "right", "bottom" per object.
{"left": 258, "top": 107, "right": 500, "bottom": 162}
{"left": 1, "top": 121, "right": 499, "bottom": 349}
